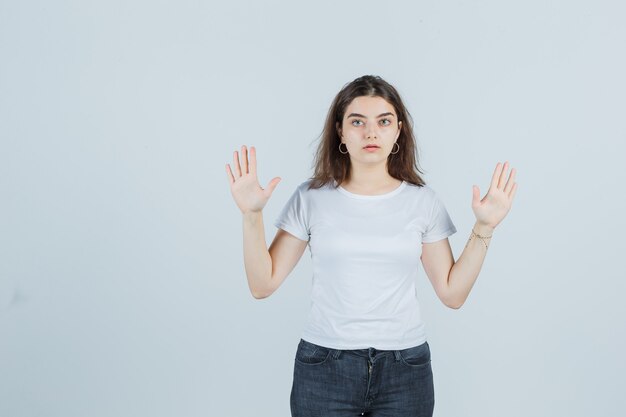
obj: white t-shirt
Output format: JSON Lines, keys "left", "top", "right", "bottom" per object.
{"left": 274, "top": 179, "right": 457, "bottom": 350}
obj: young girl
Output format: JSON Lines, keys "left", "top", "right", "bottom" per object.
{"left": 226, "top": 75, "right": 517, "bottom": 417}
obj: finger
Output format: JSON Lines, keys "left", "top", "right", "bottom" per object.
{"left": 265, "top": 177, "right": 281, "bottom": 196}
{"left": 241, "top": 145, "right": 249, "bottom": 174}
{"left": 504, "top": 167, "right": 516, "bottom": 194}
{"left": 490, "top": 162, "right": 503, "bottom": 189}
{"left": 498, "top": 161, "right": 509, "bottom": 189}
{"left": 233, "top": 150, "right": 242, "bottom": 178}
{"left": 249, "top": 146, "right": 257, "bottom": 176}
{"left": 472, "top": 185, "right": 480, "bottom": 206}
{"left": 225, "top": 164, "right": 235, "bottom": 185}
{"left": 508, "top": 182, "right": 518, "bottom": 201}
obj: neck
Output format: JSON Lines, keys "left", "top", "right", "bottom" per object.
{"left": 343, "top": 163, "right": 399, "bottom": 191}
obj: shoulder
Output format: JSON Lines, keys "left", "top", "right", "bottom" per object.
{"left": 297, "top": 179, "right": 313, "bottom": 192}
{"left": 403, "top": 183, "right": 445, "bottom": 214}
{"left": 404, "top": 182, "right": 437, "bottom": 199}
{"left": 285, "top": 180, "right": 320, "bottom": 205}
{"left": 296, "top": 179, "right": 337, "bottom": 195}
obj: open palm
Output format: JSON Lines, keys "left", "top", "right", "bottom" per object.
{"left": 472, "top": 161, "right": 518, "bottom": 230}
{"left": 226, "top": 145, "right": 281, "bottom": 214}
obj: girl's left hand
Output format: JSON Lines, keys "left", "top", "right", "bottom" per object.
{"left": 472, "top": 161, "right": 518, "bottom": 231}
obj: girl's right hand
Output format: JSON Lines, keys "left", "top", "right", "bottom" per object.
{"left": 226, "top": 145, "right": 281, "bottom": 214}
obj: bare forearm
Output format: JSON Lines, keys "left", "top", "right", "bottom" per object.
{"left": 242, "top": 211, "right": 273, "bottom": 298}
{"left": 447, "top": 222, "right": 494, "bottom": 308}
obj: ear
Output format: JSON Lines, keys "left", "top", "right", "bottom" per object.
{"left": 336, "top": 121, "right": 342, "bottom": 137}
{"left": 396, "top": 120, "right": 403, "bottom": 140}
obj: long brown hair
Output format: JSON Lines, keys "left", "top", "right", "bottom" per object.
{"left": 308, "top": 75, "right": 426, "bottom": 190}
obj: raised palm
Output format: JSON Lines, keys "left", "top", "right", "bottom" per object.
{"left": 226, "top": 145, "right": 281, "bottom": 214}
{"left": 472, "top": 161, "right": 518, "bottom": 230}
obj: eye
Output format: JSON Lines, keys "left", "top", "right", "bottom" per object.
{"left": 351, "top": 119, "right": 363, "bottom": 126}
{"left": 380, "top": 118, "right": 391, "bottom": 126}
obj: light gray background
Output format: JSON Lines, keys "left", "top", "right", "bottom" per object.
{"left": 1, "top": 0, "right": 624, "bottom": 416}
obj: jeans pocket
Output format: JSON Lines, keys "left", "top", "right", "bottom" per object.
{"left": 294, "top": 339, "right": 331, "bottom": 366}
{"left": 398, "top": 341, "right": 431, "bottom": 368}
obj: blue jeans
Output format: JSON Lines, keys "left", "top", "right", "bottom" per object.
{"left": 290, "top": 338, "right": 435, "bottom": 417}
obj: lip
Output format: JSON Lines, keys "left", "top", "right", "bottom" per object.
{"left": 363, "top": 145, "right": 380, "bottom": 149}
{"left": 363, "top": 146, "right": 380, "bottom": 152}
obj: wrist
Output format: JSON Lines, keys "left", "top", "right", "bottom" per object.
{"left": 243, "top": 210, "right": 263, "bottom": 222}
{"left": 473, "top": 221, "right": 494, "bottom": 236}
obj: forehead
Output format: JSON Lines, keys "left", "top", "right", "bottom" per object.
{"left": 344, "top": 96, "right": 395, "bottom": 117}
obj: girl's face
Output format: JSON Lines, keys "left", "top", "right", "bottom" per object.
{"left": 337, "top": 95, "right": 402, "bottom": 164}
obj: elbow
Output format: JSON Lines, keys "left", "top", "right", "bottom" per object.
{"left": 248, "top": 272, "right": 275, "bottom": 299}
{"left": 251, "top": 291, "right": 265, "bottom": 300}
{"left": 443, "top": 296, "right": 465, "bottom": 310}
{"left": 251, "top": 289, "right": 270, "bottom": 300}
{"left": 250, "top": 284, "right": 275, "bottom": 300}
{"left": 441, "top": 285, "right": 465, "bottom": 309}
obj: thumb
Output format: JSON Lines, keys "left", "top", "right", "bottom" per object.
{"left": 472, "top": 185, "right": 480, "bottom": 205}
{"left": 265, "top": 177, "right": 281, "bottom": 195}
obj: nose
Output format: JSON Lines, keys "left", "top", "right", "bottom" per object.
{"left": 366, "top": 125, "right": 378, "bottom": 139}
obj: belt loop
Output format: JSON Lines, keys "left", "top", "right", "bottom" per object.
{"left": 393, "top": 350, "right": 401, "bottom": 361}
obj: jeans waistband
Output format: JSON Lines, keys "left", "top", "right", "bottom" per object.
{"left": 300, "top": 338, "right": 427, "bottom": 361}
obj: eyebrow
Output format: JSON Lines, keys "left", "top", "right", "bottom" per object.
{"left": 346, "top": 112, "right": 395, "bottom": 119}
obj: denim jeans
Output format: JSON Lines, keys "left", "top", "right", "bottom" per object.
{"left": 290, "top": 338, "right": 434, "bottom": 417}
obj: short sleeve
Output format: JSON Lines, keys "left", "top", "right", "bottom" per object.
{"left": 273, "top": 184, "right": 310, "bottom": 242}
{"left": 422, "top": 193, "right": 457, "bottom": 243}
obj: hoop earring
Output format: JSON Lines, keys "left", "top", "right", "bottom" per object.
{"left": 339, "top": 142, "right": 349, "bottom": 154}
{"left": 390, "top": 142, "right": 400, "bottom": 154}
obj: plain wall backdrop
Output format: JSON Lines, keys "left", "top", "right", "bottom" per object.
{"left": 1, "top": 0, "right": 625, "bottom": 416}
